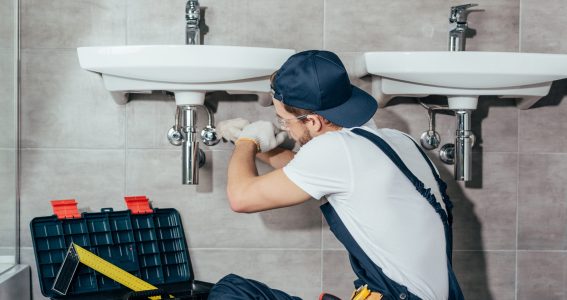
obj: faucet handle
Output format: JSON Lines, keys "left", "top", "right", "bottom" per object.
{"left": 449, "top": 3, "right": 478, "bottom": 23}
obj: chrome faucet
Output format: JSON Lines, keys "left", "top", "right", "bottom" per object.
{"left": 448, "top": 3, "right": 477, "bottom": 51}
{"left": 168, "top": 105, "right": 220, "bottom": 185}
{"left": 186, "top": 0, "right": 200, "bottom": 45}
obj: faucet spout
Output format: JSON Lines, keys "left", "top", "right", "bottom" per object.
{"left": 448, "top": 3, "right": 478, "bottom": 51}
{"left": 186, "top": 0, "right": 200, "bottom": 45}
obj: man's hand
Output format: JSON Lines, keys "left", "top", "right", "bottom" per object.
{"left": 216, "top": 118, "right": 250, "bottom": 143}
{"left": 238, "top": 121, "right": 287, "bottom": 153}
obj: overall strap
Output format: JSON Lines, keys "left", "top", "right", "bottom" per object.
{"left": 350, "top": 128, "right": 464, "bottom": 300}
{"left": 351, "top": 128, "right": 453, "bottom": 261}
{"left": 402, "top": 133, "right": 454, "bottom": 226}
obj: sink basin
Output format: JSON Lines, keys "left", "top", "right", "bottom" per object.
{"left": 77, "top": 45, "right": 295, "bottom": 105}
{"left": 360, "top": 51, "right": 567, "bottom": 109}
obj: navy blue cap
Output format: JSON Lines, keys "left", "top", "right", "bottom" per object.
{"left": 272, "top": 50, "right": 378, "bottom": 128}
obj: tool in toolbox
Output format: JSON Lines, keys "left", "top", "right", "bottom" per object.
{"left": 31, "top": 196, "right": 213, "bottom": 300}
{"left": 53, "top": 243, "right": 173, "bottom": 299}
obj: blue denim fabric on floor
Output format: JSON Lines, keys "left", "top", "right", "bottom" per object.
{"left": 209, "top": 274, "right": 302, "bottom": 300}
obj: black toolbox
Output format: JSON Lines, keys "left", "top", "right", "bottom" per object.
{"left": 30, "top": 196, "right": 213, "bottom": 299}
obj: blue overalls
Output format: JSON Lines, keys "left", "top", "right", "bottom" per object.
{"left": 322, "top": 128, "right": 464, "bottom": 300}
{"left": 209, "top": 128, "right": 464, "bottom": 300}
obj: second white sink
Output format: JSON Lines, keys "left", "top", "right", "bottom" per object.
{"left": 360, "top": 51, "right": 567, "bottom": 109}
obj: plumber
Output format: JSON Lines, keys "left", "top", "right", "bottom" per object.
{"left": 209, "top": 50, "right": 464, "bottom": 300}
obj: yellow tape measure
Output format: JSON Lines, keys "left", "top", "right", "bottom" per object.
{"left": 53, "top": 243, "right": 172, "bottom": 300}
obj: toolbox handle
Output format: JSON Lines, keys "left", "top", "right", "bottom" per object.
{"left": 50, "top": 199, "right": 81, "bottom": 219}
{"left": 124, "top": 196, "right": 153, "bottom": 214}
{"left": 101, "top": 208, "right": 114, "bottom": 213}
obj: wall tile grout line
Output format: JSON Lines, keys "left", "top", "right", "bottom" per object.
{"left": 19, "top": 246, "right": 326, "bottom": 251}
{"left": 19, "top": 147, "right": 126, "bottom": 151}
{"left": 322, "top": 0, "right": 326, "bottom": 50}
{"left": 123, "top": 0, "right": 128, "bottom": 196}
{"left": 320, "top": 206, "right": 324, "bottom": 294}
{"left": 518, "top": 0, "right": 523, "bottom": 53}
{"left": 515, "top": 156, "right": 519, "bottom": 300}
{"left": 516, "top": 249, "right": 567, "bottom": 253}
{"left": 19, "top": 147, "right": 185, "bottom": 152}
{"left": 321, "top": 3, "right": 327, "bottom": 291}
{"left": 123, "top": 91, "right": 128, "bottom": 197}
{"left": 188, "top": 248, "right": 324, "bottom": 251}
{"left": 515, "top": 24, "right": 521, "bottom": 296}
{"left": 22, "top": 147, "right": 567, "bottom": 156}
{"left": 125, "top": 0, "right": 128, "bottom": 46}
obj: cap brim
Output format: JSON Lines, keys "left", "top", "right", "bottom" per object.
{"left": 314, "top": 85, "right": 378, "bottom": 128}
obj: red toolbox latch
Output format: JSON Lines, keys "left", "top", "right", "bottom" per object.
{"left": 50, "top": 199, "right": 81, "bottom": 219}
{"left": 124, "top": 195, "right": 153, "bottom": 214}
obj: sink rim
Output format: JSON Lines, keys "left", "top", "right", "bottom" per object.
{"left": 77, "top": 44, "right": 296, "bottom": 83}
{"left": 363, "top": 51, "right": 567, "bottom": 89}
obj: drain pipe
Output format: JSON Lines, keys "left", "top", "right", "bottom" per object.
{"left": 454, "top": 110, "right": 474, "bottom": 181}
{"left": 181, "top": 106, "right": 200, "bottom": 185}
{"left": 439, "top": 110, "right": 475, "bottom": 181}
{"left": 167, "top": 105, "right": 219, "bottom": 185}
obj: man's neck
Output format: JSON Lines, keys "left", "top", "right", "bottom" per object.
{"left": 313, "top": 125, "right": 343, "bottom": 138}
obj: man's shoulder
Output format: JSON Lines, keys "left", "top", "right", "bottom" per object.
{"left": 358, "top": 127, "right": 415, "bottom": 144}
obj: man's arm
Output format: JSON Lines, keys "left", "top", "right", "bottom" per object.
{"left": 256, "top": 147, "right": 295, "bottom": 169}
{"left": 227, "top": 141, "right": 311, "bottom": 213}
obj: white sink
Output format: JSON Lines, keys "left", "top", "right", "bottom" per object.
{"left": 77, "top": 45, "right": 295, "bottom": 105}
{"left": 360, "top": 51, "right": 567, "bottom": 109}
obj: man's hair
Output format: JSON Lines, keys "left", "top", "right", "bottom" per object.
{"left": 271, "top": 71, "right": 341, "bottom": 128}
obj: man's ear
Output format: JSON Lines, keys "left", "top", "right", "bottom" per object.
{"left": 307, "top": 115, "right": 324, "bottom": 132}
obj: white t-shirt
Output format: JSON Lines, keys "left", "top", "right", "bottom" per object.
{"left": 283, "top": 126, "right": 449, "bottom": 300}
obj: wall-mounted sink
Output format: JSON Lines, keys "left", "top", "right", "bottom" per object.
{"left": 359, "top": 51, "right": 567, "bottom": 109}
{"left": 77, "top": 45, "right": 295, "bottom": 105}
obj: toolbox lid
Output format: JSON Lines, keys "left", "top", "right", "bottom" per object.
{"left": 30, "top": 205, "right": 195, "bottom": 299}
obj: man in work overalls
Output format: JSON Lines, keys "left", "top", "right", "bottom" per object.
{"left": 209, "top": 50, "right": 464, "bottom": 300}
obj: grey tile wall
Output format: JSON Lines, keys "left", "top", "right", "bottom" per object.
{"left": 453, "top": 251, "right": 516, "bottom": 300}
{"left": 21, "top": 49, "right": 126, "bottom": 149}
{"left": 126, "top": 0, "right": 186, "bottom": 45}
{"left": 458, "top": 0, "right": 520, "bottom": 52}
{"left": 0, "top": 49, "right": 15, "bottom": 148}
{"left": 322, "top": 250, "right": 357, "bottom": 298}
{"left": 0, "top": 149, "right": 16, "bottom": 249}
{"left": 17, "top": 0, "right": 567, "bottom": 299}
{"left": 21, "top": 0, "right": 126, "bottom": 49}
{"left": 451, "top": 152, "right": 518, "bottom": 251}
{"left": 518, "top": 154, "right": 567, "bottom": 250}
{"left": 198, "top": 0, "right": 324, "bottom": 50}
{"left": 521, "top": 0, "right": 567, "bottom": 53}
{"left": 0, "top": 0, "right": 14, "bottom": 48}
{"left": 20, "top": 149, "right": 125, "bottom": 247}
{"left": 324, "top": 0, "right": 447, "bottom": 52}
{"left": 190, "top": 249, "right": 322, "bottom": 299}
{"left": 125, "top": 149, "right": 322, "bottom": 249}
{"left": 516, "top": 2, "right": 567, "bottom": 299}
{"left": 518, "top": 91, "right": 567, "bottom": 153}
{"left": 517, "top": 251, "right": 567, "bottom": 300}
